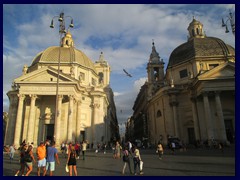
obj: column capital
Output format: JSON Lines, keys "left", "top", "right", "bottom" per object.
{"left": 17, "top": 94, "right": 26, "bottom": 100}
{"left": 202, "top": 91, "right": 209, "bottom": 97}
{"left": 29, "top": 94, "right": 38, "bottom": 100}
{"left": 214, "top": 91, "right": 221, "bottom": 96}
{"left": 92, "top": 103, "right": 100, "bottom": 109}
{"left": 169, "top": 101, "right": 179, "bottom": 107}
{"left": 68, "top": 95, "right": 74, "bottom": 100}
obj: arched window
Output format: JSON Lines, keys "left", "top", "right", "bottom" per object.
{"left": 197, "top": 28, "right": 199, "bottom": 35}
{"left": 157, "top": 110, "right": 162, "bottom": 117}
{"left": 98, "top": 72, "right": 104, "bottom": 84}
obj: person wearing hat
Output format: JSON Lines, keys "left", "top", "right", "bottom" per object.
{"left": 36, "top": 141, "right": 47, "bottom": 176}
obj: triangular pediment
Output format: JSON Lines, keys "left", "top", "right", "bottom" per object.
{"left": 14, "top": 66, "right": 76, "bottom": 83}
{"left": 198, "top": 61, "right": 235, "bottom": 80}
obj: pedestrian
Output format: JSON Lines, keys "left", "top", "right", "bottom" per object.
{"left": 36, "top": 141, "right": 47, "bottom": 176}
{"left": 115, "top": 141, "right": 122, "bottom": 159}
{"left": 24, "top": 144, "right": 36, "bottom": 176}
{"left": 45, "top": 141, "right": 60, "bottom": 176}
{"left": 67, "top": 146, "right": 78, "bottom": 176}
{"left": 14, "top": 143, "right": 28, "bottom": 176}
{"left": 9, "top": 144, "right": 16, "bottom": 163}
{"left": 75, "top": 142, "right": 80, "bottom": 159}
{"left": 122, "top": 146, "right": 133, "bottom": 175}
{"left": 82, "top": 141, "right": 87, "bottom": 160}
{"left": 132, "top": 145, "right": 144, "bottom": 175}
{"left": 157, "top": 141, "right": 164, "bottom": 159}
{"left": 171, "top": 141, "right": 176, "bottom": 154}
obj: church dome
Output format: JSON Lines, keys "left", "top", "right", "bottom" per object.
{"left": 31, "top": 46, "right": 97, "bottom": 72}
{"left": 31, "top": 31, "right": 97, "bottom": 73}
{"left": 168, "top": 37, "right": 235, "bottom": 67}
{"left": 168, "top": 18, "right": 235, "bottom": 67}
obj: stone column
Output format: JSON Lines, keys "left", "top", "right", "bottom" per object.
{"left": 214, "top": 91, "right": 227, "bottom": 142}
{"left": 5, "top": 94, "right": 18, "bottom": 145}
{"left": 55, "top": 95, "right": 63, "bottom": 146}
{"left": 14, "top": 94, "right": 26, "bottom": 146}
{"left": 202, "top": 91, "right": 214, "bottom": 140}
{"left": 169, "top": 93, "right": 179, "bottom": 137}
{"left": 27, "top": 94, "right": 37, "bottom": 143}
{"left": 191, "top": 97, "right": 200, "bottom": 140}
{"left": 76, "top": 100, "right": 82, "bottom": 142}
{"left": 92, "top": 103, "right": 100, "bottom": 147}
{"left": 67, "top": 95, "right": 74, "bottom": 142}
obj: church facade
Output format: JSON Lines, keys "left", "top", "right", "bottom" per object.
{"left": 133, "top": 18, "right": 235, "bottom": 146}
{"left": 5, "top": 31, "right": 119, "bottom": 148}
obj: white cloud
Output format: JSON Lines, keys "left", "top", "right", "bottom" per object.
{"left": 3, "top": 4, "right": 235, "bottom": 126}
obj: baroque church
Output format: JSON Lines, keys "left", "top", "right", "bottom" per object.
{"left": 131, "top": 18, "right": 235, "bottom": 146}
{"left": 5, "top": 31, "right": 119, "bottom": 148}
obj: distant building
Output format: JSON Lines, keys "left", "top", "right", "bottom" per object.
{"left": 5, "top": 31, "right": 119, "bottom": 148}
{"left": 133, "top": 18, "right": 235, "bottom": 146}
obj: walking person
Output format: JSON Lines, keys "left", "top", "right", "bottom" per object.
{"left": 82, "top": 141, "right": 87, "bottom": 160}
{"left": 115, "top": 141, "right": 122, "bottom": 159}
{"left": 15, "top": 143, "right": 28, "bottom": 176}
{"left": 122, "top": 146, "right": 133, "bottom": 175}
{"left": 171, "top": 141, "right": 176, "bottom": 154}
{"left": 36, "top": 141, "right": 47, "bottom": 176}
{"left": 9, "top": 144, "right": 16, "bottom": 163}
{"left": 24, "top": 144, "right": 36, "bottom": 176}
{"left": 45, "top": 141, "right": 60, "bottom": 176}
{"left": 132, "top": 145, "right": 144, "bottom": 175}
{"left": 66, "top": 146, "right": 78, "bottom": 176}
{"left": 157, "top": 141, "right": 164, "bottom": 159}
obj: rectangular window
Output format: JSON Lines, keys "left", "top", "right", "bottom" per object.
{"left": 92, "top": 78, "right": 96, "bottom": 86}
{"left": 80, "top": 72, "right": 85, "bottom": 81}
{"left": 179, "top": 69, "right": 188, "bottom": 78}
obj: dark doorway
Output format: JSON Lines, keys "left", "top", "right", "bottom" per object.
{"left": 224, "top": 119, "right": 234, "bottom": 143}
{"left": 45, "top": 124, "right": 54, "bottom": 142}
{"left": 80, "top": 131, "right": 85, "bottom": 142}
{"left": 187, "top": 128, "right": 196, "bottom": 144}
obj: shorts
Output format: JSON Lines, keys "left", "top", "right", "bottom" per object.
{"left": 38, "top": 158, "right": 46, "bottom": 167}
{"left": 46, "top": 162, "right": 55, "bottom": 171}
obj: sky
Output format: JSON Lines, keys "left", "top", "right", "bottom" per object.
{"left": 3, "top": 4, "right": 235, "bottom": 134}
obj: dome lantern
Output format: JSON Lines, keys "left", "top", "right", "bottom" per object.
{"left": 187, "top": 17, "right": 205, "bottom": 40}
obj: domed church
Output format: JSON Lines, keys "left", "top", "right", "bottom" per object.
{"left": 5, "top": 31, "right": 119, "bottom": 148}
{"left": 134, "top": 18, "right": 235, "bottom": 146}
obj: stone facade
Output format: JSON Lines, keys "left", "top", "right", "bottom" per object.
{"left": 5, "top": 32, "right": 118, "bottom": 148}
{"left": 133, "top": 18, "right": 235, "bottom": 146}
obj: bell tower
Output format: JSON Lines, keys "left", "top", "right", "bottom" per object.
{"left": 94, "top": 52, "right": 110, "bottom": 87}
{"left": 147, "top": 42, "right": 165, "bottom": 99}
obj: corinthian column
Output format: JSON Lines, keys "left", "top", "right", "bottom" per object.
{"left": 67, "top": 95, "right": 74, "bottom": 142}
{"left": 214, "top": 91, "right": 227, "bottom": 142}
{"left": 190, "top": 97, "right": 200, "bottom": 140}
{"left": 203, "top": 91, "right": 214, "bottom": 140}
{"left": 76, "top": 100, "right": 82, "bottom": 142}
{"left": 14, "top": 94, "right": 26, "bottom": 146}
{"left": 92, "top": 103, "right": 100, "bottom": 147}
{"left": 54, "top": 95, "right": 63, "bottom": 146}
{"left": 5, "top": 94, "right": 18, "bottom": 145}
{"left": 27, "top": 94, "right": 37, "bottom": 143}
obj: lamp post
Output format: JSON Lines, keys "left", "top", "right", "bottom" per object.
{"left": 222, "top": 10, "right": 235, "bottom": 36}
{"left": 50, "top": 12, "right": 74, "bottom": 145}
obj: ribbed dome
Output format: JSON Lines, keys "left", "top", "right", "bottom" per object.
{"left": 31, "top": 46, "right": 97, "bottom": 72}
{"left": 168, "top": 37, "right": 235, "bottom": 67}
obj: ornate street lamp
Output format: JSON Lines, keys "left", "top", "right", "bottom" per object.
{"left": 222, "top": 10, "right": 235, "bottom": 36}
{"left": 50, "top": 12, "right": 74, "bottom": 144}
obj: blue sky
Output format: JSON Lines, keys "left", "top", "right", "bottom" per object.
{"left": 3, "top": 4, "right": 235, "bottom": 133}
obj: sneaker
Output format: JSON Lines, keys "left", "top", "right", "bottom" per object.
{"left": 14, "top": 174, "right": 18, "bottom": 176}
{"left": 134, "top": 173, "right": 137, "bottom": 175}
{"left": 140, "top": 171, "right": 144, "bottom": 175}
